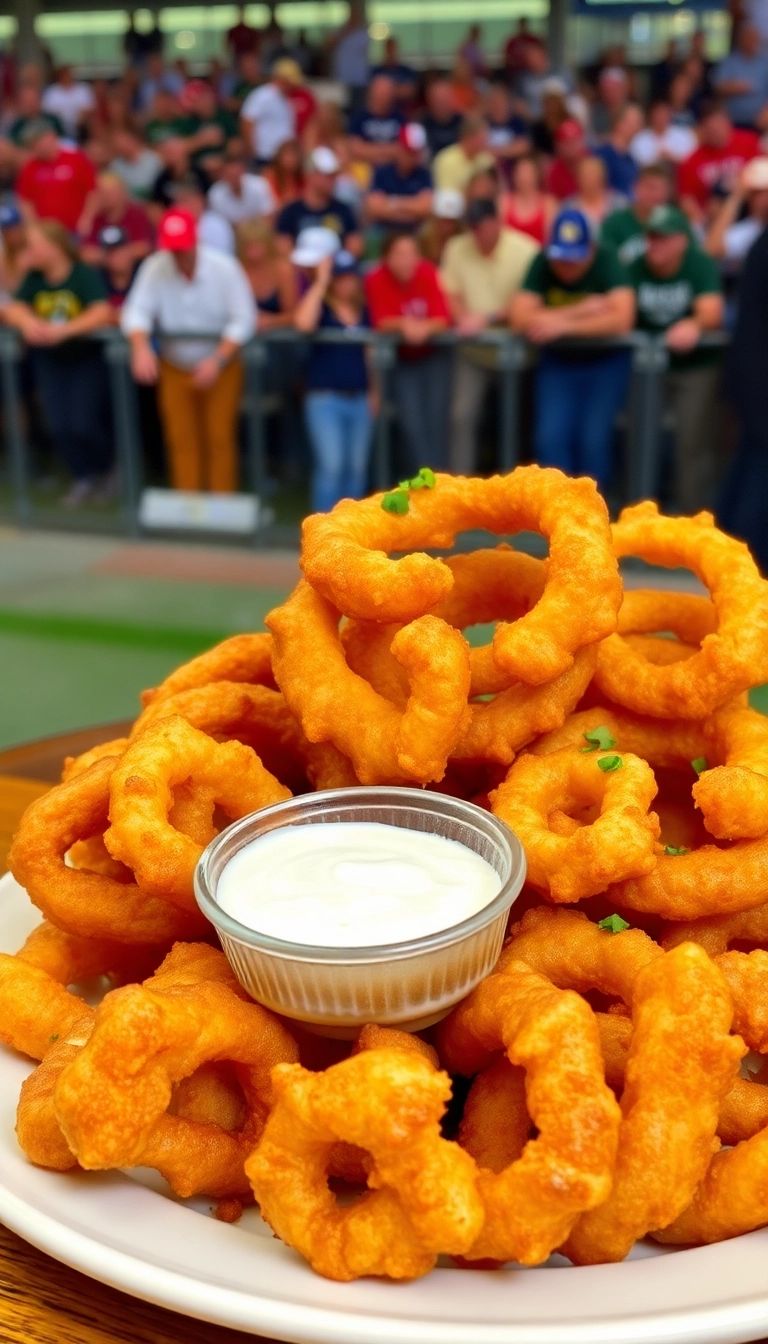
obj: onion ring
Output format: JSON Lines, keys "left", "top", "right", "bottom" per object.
{"left": 490, "top": 749, "right": 660, "bottom": 901}
{"left": 301, "top": 468, "right": 621, "bottom": 684}
{"left": 246, "top": 1047, "right": 484, "bottom": 1281}
{"left": 458, "top": 1055, "right": 531, "bottom": 1175}
{"left": 140, "top": 632, "right": 276, "bottom": 707}
{"left": 661, "top": 902, "right": 768, "bottom": 956}
{"left": 593, "top": 503, "right": 768, "bottom": 718}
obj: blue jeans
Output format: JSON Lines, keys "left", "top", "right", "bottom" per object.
{"left": 304, "top": 390, "right": 373, "bottom": 513}
{"left": 391, "top": 348, "right": 452, "bottom": 475}
{"left": 533, "top": 349, "right": 632, "bottom": 491}
{"left": 32, "top": 346, "right": 113, "bottom": 483}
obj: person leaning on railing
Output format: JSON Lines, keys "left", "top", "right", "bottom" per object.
{"left": 121, "top": 206, "right": 255, "bottom": 495}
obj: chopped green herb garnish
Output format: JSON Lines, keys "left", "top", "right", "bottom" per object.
{"left": 49, "top": 1033, "right": 59, "bottom": 1043}
{"left": 415, "top": 466, "right": 436, "bottom": 488}
{"left": 691, "top": 756, "right": 709, "bottom": 776}
{"left": 597, "top": 754, "right": 623, "bottom": 772}
{"left": 581, "top": 725, "right": 617, "bottom": 754}
{"left": 598, "top": 914, "right": 630, "bottom": 934}
{"left": 664, "top": 845, "right": 689, "bottom": 856}
{"left": 381, "top": 489, "right": 409, "bottom": 514}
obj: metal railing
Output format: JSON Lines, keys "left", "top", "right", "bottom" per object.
{"left": 0, "top": 325, "right": 730, "bottom": 545}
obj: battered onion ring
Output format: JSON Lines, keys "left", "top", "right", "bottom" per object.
{"left": 141, "top": 632, "right": 276, "bottom": 707}
{"left": 301, "top": 467, "right": 621, "bottom": 685}
{"left": 498, "top": 906, "right": 662, "bottom": 1002}
{"left": 62, "top": 738, "right": 127, "bottom": 782}
{"left": 661, "top": 902, "right": 768, "bottom": 956}
{"left": 529, "top": 701, "right": 768, "bottom": 841}
{"left": 436, "top": 959, "right": 620, "bottom": 1265}
{"left": 104, "top": 717, "right": 291, "bottom": 911}
{"left": 268, "top": 581, "right": 471, "bottom": 785}
{"left": 458, "top": 1055, "right": 531, "bottom": 1175}
{"left": 593, "top": 503, "right": 768, "bottom": 719}
{"left": 246, "top": 1047, "right": 484, "bottom": 1281}
{"left": 52, "top": 943, "right": 299, "bottom": 1199}
{"left": 617, "top": 589, "right": 716, "bottom": 644}
{"left": 342, "top": 548, "right": 547, "bottom": 700}
{"left": 490, "top": 749, "right": 659, "bottom": 901}
{"left": 7, "top": 757, "right": 206, "bottom": 944}
{"left": 606, "top": 829, "right": 768, "bottom": 921}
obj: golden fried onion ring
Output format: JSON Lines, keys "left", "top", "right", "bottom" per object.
{"left": 141, "top": 632, "right": 276, "bottom": 707}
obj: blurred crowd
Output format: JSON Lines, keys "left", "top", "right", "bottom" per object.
{"left": 1, "top": 5, "right": 768, "bottom": 561}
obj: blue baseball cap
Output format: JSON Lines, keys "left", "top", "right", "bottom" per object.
{"left": 546, "top": 207, "right": 593, "bottom": 262}
{"left": 0, "top": 202, "right": 22, "bottom": 229}
{"left": 332, "top": 249, "right": 359, "bottom": 277}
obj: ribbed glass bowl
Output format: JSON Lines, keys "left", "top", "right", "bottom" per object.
{"left": 194, "top": 787, "right": 526, "bottom": 1037}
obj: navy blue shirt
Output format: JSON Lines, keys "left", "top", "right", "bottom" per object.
{"left": 595, "top": 143, "right": 638, "bottom": 197}
{"left": 348, "top": 108, "right": 404, "bottom": 144}
{"left": 371, "top": 162, "right": 432, "bottom": 197}
{"left": 305, "top": 303, "right": 370, "bottom": 393}
{"left": 276, "top": 196, "right": 358, "bottom": 243}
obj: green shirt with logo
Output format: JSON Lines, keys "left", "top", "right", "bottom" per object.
{"left": 17, "top": 262, "right": 107, "bottom": 358}
{"left": 628, "top": 245, "right": 722, "bottom": 368}
{"left": 600, "top": 208, "right": 648, "bottom": 267}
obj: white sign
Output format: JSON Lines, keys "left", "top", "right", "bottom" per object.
{"left": 138, "top": 488, "right": 269, "bottom": 535}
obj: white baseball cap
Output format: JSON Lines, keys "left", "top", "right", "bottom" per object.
{"left": 308, "top": 146, "right": 340, "bottom": 175}
{"left": 290, "top": 226, "right": 342, "bottom": 266}
{"left": 433, "top": 188, "right": 464, "bottom": 220}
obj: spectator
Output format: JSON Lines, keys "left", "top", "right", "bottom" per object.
{"left": 184, "top": 79, "right": 238, "bottom": 169}
{"left": 8, "top": 81, "right": 63, "bottom": 146}
{"left": 465, "top": 164, "right": 501, "bottom": 206}
{"left": 448, "top": 55, "right": 483, "bottom": 114}
{"left": 138, "top": 52, "right": 184, "bottom": 114}
{"left": 629, "top": 204, "right": 724, "bottom": 512}
{"left": 459, "top": 25, "right": 487, "bottom": 79}
{"left": 150, "top": 137, "right": 209, "bottom": 217}
{"left": 78, "top": 172, "right": 153, "bottom": 266}
{"left": 240, "top": 61, "right": 297, "bottom": 167}
{"left": 706, "top": 156, "right": 768, "bottom": 269}
{"left": 328, "top": 2, "right": 369, "bottom": 113}
{"left": 441, "top": 196, "right": 539, "bottom": 473}
{"left": 679, "top": 101, "right": 760, "bottom": 225}
{"left": 669, "top": 71, "right": 697, "bottom": 127}
{"left": 418, "top": 188, "right": 465, "bottom": 265}
{"left": 567, "top": 155, "right": 626, "bottom": 229}
{"left": 650, "top": 40, "right": 681, "bottom": 101}
{"left": 276, "top": 147, "right": 361, "bottom": 255}
{"left": 630, "top": 100, "right": 697, "bottom": 167}
{"left": 366, "top": 123, "right": 433, "bottom": 231}
{"left": 294, "top": 249, "right": 374, "bottom": 511}
{"left": 263, "top": 138, "right": 304, "bottom": 207}
{"left": 421, "top": 78, "right": 462, "bottom": 160}
{"left": 275, "top": 59, "right": 317, "bottom": 139}
{"left": 484, "top": 82, "right": 530, "bottom": 169}
{"left": 348, "top": 75, "right": 403, "bottom": 166}
{"left": 122, "top": 206, "right": 255, "bottom": 494}
{"left": 503, "top": 19, "right": 545, "bottom": 79}
{"left": 501, "top": 154, "right": 556, "bottom": 245}
{"left": 714, "top": 24, "right": 768, "bottom": 130}
{"left": 144, "top": 88, "right": 192, "bottom": 147}
{"left": 4, "top": 220, "right": 113, "bottom": 507}
{"left": 226, "top": 5, "right": 260, "bottom": 61}
{"left": 433, "top": 113, "right": 494, "bottom": 193}
{"left": 595, "top": 105, "right": 643, "bottom": 196}
{"left": 515, "top": 44, "right": 573, "bottom": 121}
{"left": 718, "top": 224, "right": 768, "bottom": 571}
{"left": 172, "top": 176, "right": 235, "bottom": 254}
{"left": 208, "top": 143, "right": 275, "bottom": 225}
{"left": 97, "top": 224, "right": 140, "bottom": 310}
{"left": 371, "top": 37, "right": 418, "bottom": 106}
{"left": 530, "top": 87, "right": 569, "bottom": 156}
{"left": 511, "top": 207, "right": 635, "bottom": 491}
{"left": 236, "top": 218, "right": 297, "bottom": 328}
{"left": 365, "top": 231, "right": 451, "bottom": 472}
{"left": 601, "top": 163, "right": 675, "bottom": 265}
{"left": 41, "top": 65, "right": 95, "bottom": 141}
{"left": 16, "top": 123, "right": 96, "bottom": 231}
{"left": 543, "top": 119, "right": 586, "bottom": 201}
{"left": 231, "top": 51, "right": 261, "bottom": 105}
{"left": 592, "top": 66, "right": 630, "bottom": 138}
{"left": 109, "top": 128, "right": 162, "bottom": 200}
{"left": 0, "top": 203, "right": 29, "bottom": 296}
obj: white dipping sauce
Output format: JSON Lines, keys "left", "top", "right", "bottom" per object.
{"left": 215, "top": 821, "right": 502, "bottom": 947}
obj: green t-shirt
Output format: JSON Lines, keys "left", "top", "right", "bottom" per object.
{"left": 628, "top": 245, "right": 722, "bottom": 369}
{"left": 145, "top": 115, "right": 197, "bottom": 146}
{"left": 9, "top": 111, "right": 64, "bottom": 146}
{"left": 188, "top": 110, "right": 240, "bottom": 165}
{"left": 522, "top": 245, "right": 631, "bottom": 307}
{"left": 17, "top": 262, "right": 107, "bottom": 355}
{"left": 600, "top": 208, "right": 648, "bottom": 267}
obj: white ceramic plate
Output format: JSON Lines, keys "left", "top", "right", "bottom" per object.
{"left": 3, "top": 872, "right": 768, "bottom": 1344}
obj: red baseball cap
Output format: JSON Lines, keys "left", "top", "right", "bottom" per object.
{"left": 398, "top": 122, "right": 427, "bottom": 152}
{"left": 555, "top": 118, "right": 584, "bottom": 144}
{"left": 158, "top": 208, "right": 197, "bottom": 251}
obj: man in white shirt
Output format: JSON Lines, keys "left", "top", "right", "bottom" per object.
{"left": 240, "top": 62, "right": 296, "bottom": 166}
{"left": 630, "top": 100, "right": 697, "bottom": 167}
{"left": 41, "top": 66, "right": 95, "bottom": 140}
{"left": 207, "top": 142, "right": 275, "bottom": 225}
{"left": 122, "top": 207, "right": 255, "bottom": 494}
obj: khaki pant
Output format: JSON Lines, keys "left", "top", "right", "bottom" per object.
{"left": 664, "top": 363, "right": 722, "bottom": 515}
{"left": 157, "top": 356, "right": 243, "bottom": 493}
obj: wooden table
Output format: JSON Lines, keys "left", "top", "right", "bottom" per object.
{"left": 0, "top": 727, "right": 275, "bottom": 1344}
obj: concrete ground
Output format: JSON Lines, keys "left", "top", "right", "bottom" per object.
{"left": 0, "top": 526, "right": 763, "bottom": 751}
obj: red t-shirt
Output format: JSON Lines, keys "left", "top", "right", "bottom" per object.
{"left": 544, "top": 157, "right": 579, "bottom": 201}
{"left": 85, "top": 201, "right": 153, "bottom": 249}
{"left": 365, "top": 259, "right": 451, "bottom": 361}
{"left": 678, "top": 130, "right": 760, "bottom": 206}
{"left": 17, "top": 148, "right": 96, "bottom": 230}
{"left": 288, "top": 86, "right": 317, "bottom": 137}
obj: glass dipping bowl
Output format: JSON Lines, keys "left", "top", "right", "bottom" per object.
{"left": 194, "top": 787, "right": 526, "bottom": 1037}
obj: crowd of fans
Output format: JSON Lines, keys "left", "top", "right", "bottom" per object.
{"left": 1, "top": 6, "right": 767, "bottom": 562}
